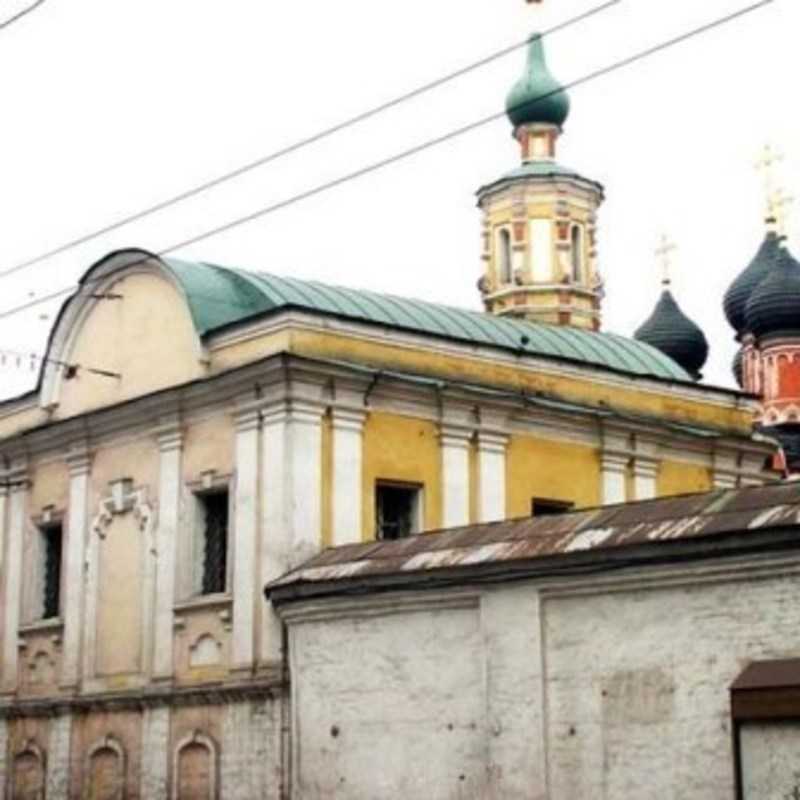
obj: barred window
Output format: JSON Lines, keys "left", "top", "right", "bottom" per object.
{"left": 376, "top": 483, "right": 421, "bottom": 541}
{"left": 41, "top": 523, "right": 63, "bottom": 619}
{"left": 198, "top": 492, "right": 229, "bottom": 595}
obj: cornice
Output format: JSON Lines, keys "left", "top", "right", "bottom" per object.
{"left": 0, "top": 676, "right": 286, "bottom": 719}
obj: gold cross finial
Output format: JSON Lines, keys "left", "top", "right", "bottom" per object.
{"left": 755, "top": 143, "right": 785, "bottom": 223}
{"left": 655, "top": 234, "right": 677, "bottom": 287}
{"left": 769, "top": 186, "right": 794, "bottom": 239}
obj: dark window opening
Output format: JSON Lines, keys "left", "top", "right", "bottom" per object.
{"left": 41, "top": 524, "right": 63, "bottom": 619}
{"left": 200, "top": 492, "right": 229, "bottom": 595}
{"left": 531, "top": 498, "right": 574, "bottom": 517}
{"left": 376, "top": 483, "right": 420, "bottom": 541}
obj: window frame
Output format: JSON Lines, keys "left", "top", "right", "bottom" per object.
{"left": 191, "top": 486, "right": 232, "bottom": 598}
{"left": 531, "top": 497, "right": 574, "bottom": 518}
{"left": 375, "top": 480, "right": 424, "bottom": 541}
{"left": 25, "top": 507, "right": 66, "bottom": 624}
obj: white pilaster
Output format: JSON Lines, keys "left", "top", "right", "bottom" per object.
{"left": 632, "top": 458, "right": 659, "bottom": 501}
{"left": 152, "top": 423, "right": 183, "bottom": 682}
{"left": 713, "top": 450, "right": 739, "bottom": 490}
{"left": 141, "top": 707, "right": 170, "bottom": 799}
{"left": 232, "top": 404, "right": 261, "bottom": 672}
{"left": 1, "top": 461, "right": 28, "bottom": 693}
{"left": 261, "top": 400, "right": 324, "bottom": 663}
{"left": 46, "top": 714, "right": 71, "bottom": 799}
{"left": 331, "top": 408, "right": 367, "bottom": 546}
{"left": 0, "top": 484, "right": 7, "bottom": 573}
{"left": 476, "top": 432, "right": 508, "bottom": 523}
{"left": 61, "top": 447, "right": 90, "bottom": 690}
{"left": 0, "top": 716, "right": 7, "bottom": 800}
{"left": 601, "top": 453, "right": 628, "bottom": 505}
{"left": 440, "top": 427, "right": 472, "bottom": 528}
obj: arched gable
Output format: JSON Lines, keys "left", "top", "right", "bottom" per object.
{"left": 40, "top": 249, "right": 208, "bottom": 419}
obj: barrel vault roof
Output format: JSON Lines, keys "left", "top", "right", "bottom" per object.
{"left": 163, "top": 257, "right": 690, "bottom": 382}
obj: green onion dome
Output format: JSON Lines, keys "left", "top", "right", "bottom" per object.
{"left": 732, "top": 347, "right": 744, "bottom": 387}
{"left": 506, "top": 33, "right": 570, "bottom": 129}
{"left": 634, "top": 290, "right": 709, "bottom": 380}
{"left": 723, "top": 231, "right": 782, "bottom": 335}
{"left": 745, "top": 246, "right": 800, "bottom": 339}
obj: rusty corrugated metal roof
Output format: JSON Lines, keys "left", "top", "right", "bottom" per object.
{"left": 267, "top": 482, "right": 800, "bottom": 595}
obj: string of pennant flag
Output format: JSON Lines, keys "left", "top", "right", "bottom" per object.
{"left": 0, "top": 347, "right": 120, "bottom": 379}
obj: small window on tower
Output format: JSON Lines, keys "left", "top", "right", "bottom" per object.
{"left": 498, "top": 228, "right": 512, "bottom": 284}
{"left": 571, "top": 225, "right": 583, "bottom": 282}
{"left": 195, "top": 491, "right": 229, "bottom": 595}
{"left": 40, "top": 523, "right": 63, "bottom": 620}
{"left": 375, "top": 482, "right": 422, "bottom": 541}
{"left": 531, "top": 498, "right": 574, "bottom": 517}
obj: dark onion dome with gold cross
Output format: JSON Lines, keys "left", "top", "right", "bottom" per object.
{"left": 634, "top": 289, "right": 709, "bottom": 381}
{"left": 506, "top": 33, "right": 570, "bottom": 129}
{"left": 723, "top": 229, "right": 783, "bottom": 336}
{"left": 744, "top": 245, "right": 800, "bottom": 339}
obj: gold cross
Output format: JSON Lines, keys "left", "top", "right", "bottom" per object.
{"left": 770, "top": 186, "right": 794, "bottom": 239}
{"left": 755, "top": 143, "right": 784, "bottom": 219}
{"left": 655, "top": 234, "right": 677, "bottom": 287}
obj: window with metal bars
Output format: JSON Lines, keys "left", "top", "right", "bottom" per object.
{"left": 376, "top": 483, "right": 421, "bottom": 541}
{"left": 41, "top": 524, "right": 63, "bottom": 619}
{"left": 198, "top": 491, "right": 229, "bottom": 595}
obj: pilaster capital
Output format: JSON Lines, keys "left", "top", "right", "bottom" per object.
{"left": 440, "top": 424, "right": 473, "bottom": 450}
{"left": 331, "top": 407, "right": 367, "bottom": 434}
{"left": 600, "top": 452, "right": 629, "bottom": 474}
{"left": 155, "top": 414, "right": 183, "bottom": 453}
{"left": 233, "top": 404, "right": 261, "bottom": 434}
{"left": 65, "top": 446, "right": 91, "bottom": 478}
{"left": 476, "top": 430, "right": 509, "bottom": 455}
{"left": 632, "top": 456, "right": 659, "bottom": 480}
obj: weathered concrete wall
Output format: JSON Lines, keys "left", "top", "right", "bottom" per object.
{"left": 290, "top": 600, "right": 485, "bottom": 800}
{"left": 285, "top": 566, "right": 800, "bottom": 799}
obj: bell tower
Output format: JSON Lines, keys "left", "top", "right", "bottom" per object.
{"left": 477, "top": 34, "right": 605, "bottom": 330}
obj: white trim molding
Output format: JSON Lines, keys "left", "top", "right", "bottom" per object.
{"left": 440, "top": 425, "right": 472, "bottom": 528}
{"left": 476, "top": 431, "right": 509, "bottom": 523}
{"left": 83, "top": 481, "right": 155, "bottom": 684}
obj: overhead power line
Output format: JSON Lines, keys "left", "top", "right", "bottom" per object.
{"left": 0, "top": 0, "right": 776, "bottom": 328}
{"left": 0, "top": 0, "right": 46, "bottom": 31}
{"left": 0, "top": 0, "right": 621, "bottom": 281}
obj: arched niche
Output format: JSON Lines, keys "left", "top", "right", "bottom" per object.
{"left": 85, "top": 735, "right": 126, "bottom": 800}
{"left": 172, "top": 730, "right": 219, "bottom": 800}
{"left": 12, "top": 739, "right": 46, "bottom": 800}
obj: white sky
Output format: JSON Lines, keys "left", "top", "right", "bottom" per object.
{"left": 0, "top": 0, "right": 796, "bottom": 398}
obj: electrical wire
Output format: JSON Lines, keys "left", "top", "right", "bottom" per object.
{"left": 0, "top": 0, "right": 46, "bottom": 32}
{"left": 0, "top": 0, "right": 776, "bottom": 331}
{"left": 0, "top": 0, "right": 621, "bottom": 281}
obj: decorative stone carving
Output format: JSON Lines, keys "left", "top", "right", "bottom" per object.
{"left": 189, "top": 634, "right": 223, "bottom": 667}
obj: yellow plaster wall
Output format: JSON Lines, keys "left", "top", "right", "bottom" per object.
{"left": 182, "top": 415, "right": 235, "bottom": 480}
{"left": 29, "top": 459, "right": 69, "bottom": 515}
{"left": 657, "top": 460, "right": 713, "bottom": 498}
{"left": 287, "top": 329, "right": 752, "bottom": 432}
{"left": 362, "top": 411, "right": 441, "bottom": 539}
{"left": 506, "top": 435, "right": 600, "bottom": 517}
{"left": 54, "top": 273, "right": 205, "bottom": 421}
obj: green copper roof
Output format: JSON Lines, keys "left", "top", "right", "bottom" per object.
{"left": 163, "top": 258, "right": 690, "bottom": 381}
{"left": 506, "top": 33, "right": 570, "bottom": 129}
{"left": 477, "top": 160, "right": 604, "bottom": 197}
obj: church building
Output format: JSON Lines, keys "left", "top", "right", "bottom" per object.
{"left": 0, "top": 31, "right": 777, "bottom": 799}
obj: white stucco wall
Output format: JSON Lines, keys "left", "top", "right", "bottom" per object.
{"left": 284, "top": 561, "right": 800, "bottom": 799}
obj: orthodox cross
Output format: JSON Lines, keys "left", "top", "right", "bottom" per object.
{"left": 770, "top": 186, "right": 794, "bottom": 240}
{"left": 655, "top": 234, "right": 677, "bottom": 288}
{"left": 755, "top": 143, "right": 784, "bottom": 219}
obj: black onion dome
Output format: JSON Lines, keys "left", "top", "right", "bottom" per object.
{"left": 723, "top": 231, "right": 782, "bottom": 335}
{"left": 745, "top": 246, "right": 800, "bottom": 339}
{"left": 634, "top": 289, "right": 709, "bottom": 380}
{"left": 732, "top": 347, "right": 744, "bottom": 388}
